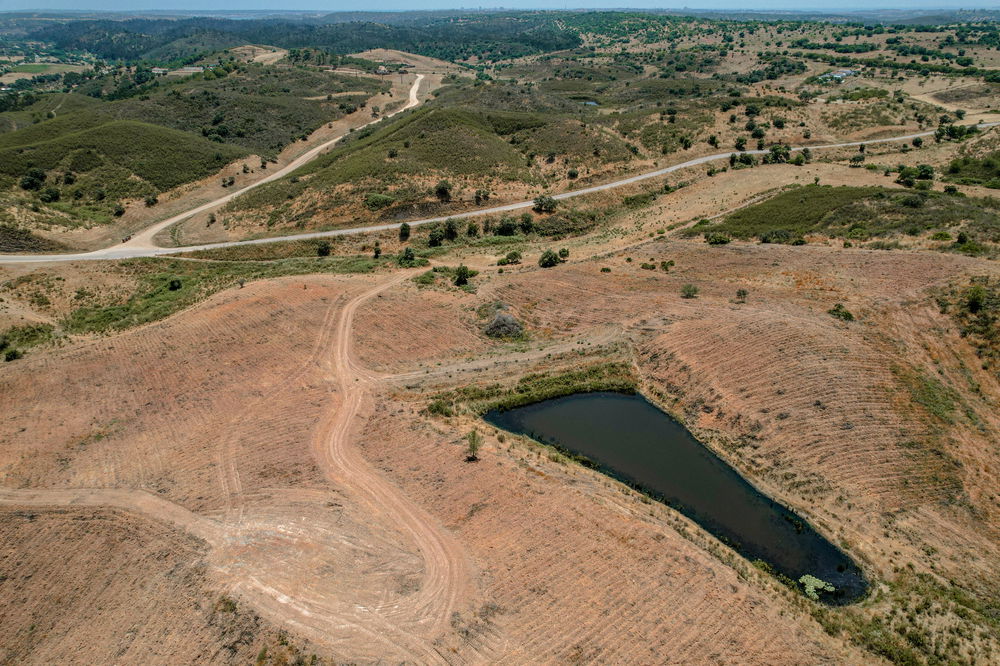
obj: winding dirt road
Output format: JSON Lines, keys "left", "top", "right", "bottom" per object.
{"left": 1, "top": 120, "right": 996, "bottom": 265}
{"left": 0, "top": 272, "right": 471, "bottom": 662}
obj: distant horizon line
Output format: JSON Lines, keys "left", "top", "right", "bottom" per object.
{"left": 3, "top": 6, "right": 1000, "bottom": 14}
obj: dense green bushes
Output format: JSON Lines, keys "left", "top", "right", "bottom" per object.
{"left": 944, "top": 153, "right": 1000, "bottom": 190}
{"left": 0, "top": 120, "right": 246, "bottom": 191}
{"left": 697, "top": 185, "right": 1000, "bottom": 252}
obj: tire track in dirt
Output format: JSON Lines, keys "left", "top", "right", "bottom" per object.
{"left": 0, "top": 487, "right": 224, "bottom": 547}
{"left": 214, "top": 290, "right": 345, "bottom": 529}
{"left": 1, "top": 274, "right": 472, "bottom": 663}
{"left": 310, "top": 273, "right": 473, "bottom": 650}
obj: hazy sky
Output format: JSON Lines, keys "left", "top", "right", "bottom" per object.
{"left": 4, "top": 1, "right": 999, "bottom": 12}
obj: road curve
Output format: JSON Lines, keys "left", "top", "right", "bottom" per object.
{"left": 2, "top": 119, "right": 996, "bottom": 265}
{"left": 0, "top": 275, "right": 473, "bottom": 661}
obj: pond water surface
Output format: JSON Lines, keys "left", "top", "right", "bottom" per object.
{"left": 484, "top": 391, "right": 868, "bottom": 604}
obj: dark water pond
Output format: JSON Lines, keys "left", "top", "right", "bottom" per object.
{"left": 485, "top": 391, "right": 868, "bottom": 604}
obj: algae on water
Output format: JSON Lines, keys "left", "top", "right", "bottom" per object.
{"left": 799, "top": 574, "right": 836, "bottom": 601}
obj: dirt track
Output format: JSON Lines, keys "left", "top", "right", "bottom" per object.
{"left": 0, "top": 273, "right": 475, "bottom": 663}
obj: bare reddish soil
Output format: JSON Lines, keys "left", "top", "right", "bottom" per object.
{"left": 4, "top": 227, "right": 1000, "bottom": 662}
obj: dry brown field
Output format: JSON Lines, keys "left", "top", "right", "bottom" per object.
{"left": 4, "top": 209, "right": 1000, "bottom": 662}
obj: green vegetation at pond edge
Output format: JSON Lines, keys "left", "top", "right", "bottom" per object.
{"left": 809, "top": 570, "right": 1000, "bottom": 666}
{"left": 690, "top": 185, "right": 1000, "bottom": 255}
{"left": 63, "top": 255, "right": 385, "bottom": 333}
{"left": 426, "top": 362, "right": 637, "bottom": 417}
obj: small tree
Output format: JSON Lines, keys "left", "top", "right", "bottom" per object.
{"left": 533, "top": 195, "right": 558, "bottom": 213}
{"left": 558, "top": 248, "right": 569, "bottom": 259}
{"left": 317, "top": 241, "right": 331, "bottom": 257}
{"left": 444, "top": 218, "right": 459, "bottom": 241}
{"left": 434, "top": 180, "right": 453, "bottom": 203}
{"left": 966, "top": 284, "right": 987, "bottom": 314}
{"left": 397, "top": 246, "right": 417, "bottom": 266}
{"left": 454, "top": 264, "right": 472, "bottom": 286}
{"left": 538, "top": 249, "right": 560, "bottom": 268}
{"left": 680, "top": 284, "right": 699, "bottom": 299}
{"left": 736, "top": 288, "right": 748, "bottom": 303}
{"left": 19, "top": 167, "right": 45, "bottom": 191}
{"left": 373, "top": 242, "right": 381, "bottom": 259}
{"left": 399, "top": 222, "right": 411, "bottom": 241}
{"left": 465, "top": 429, "right": 482, "bottom": 462}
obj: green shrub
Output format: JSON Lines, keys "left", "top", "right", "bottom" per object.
{"left": 533, "top": 195, "right": 558, "bottom": 213}
{"left": 759, "top": 228, "right": 795, "bottom": 244}
{"left": 454, "top": 264, "right": 472, "bottom": 286}
{"left": 0, "top": 121, "right": 246, "bottom": 192}
{"left": 497, "top": 250, "right": 522, "bottom": 266}
{"left": 63, "top": 256, "right": 381, "bottom": 333}
{"left": 427, "top": 399, "right": 454, "bottom": 417}
{"left": 680, "top": 284, "right": 699, "bottom": 299}
{"left": 364, "top": 193, "right": 395, "bottom": 210}
{"left": 828, "top": 303, "right": 855, "bottom": 321}
{"left": 538, "top": 249, "right": 561, "bottom": 267}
